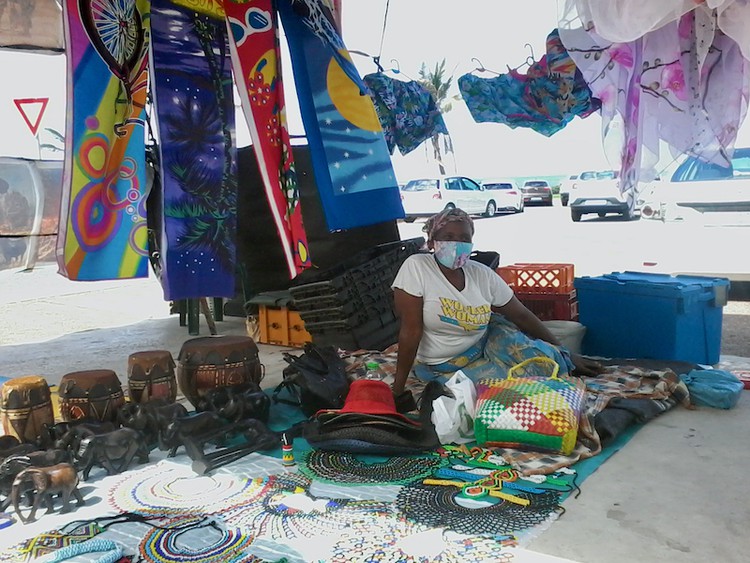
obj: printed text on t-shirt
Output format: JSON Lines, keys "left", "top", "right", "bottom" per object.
{"left": 438, "top": 298, "right": 491, "bottom": 331}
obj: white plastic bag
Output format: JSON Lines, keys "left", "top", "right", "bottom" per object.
{"left": 430, "top": 370, "right": 477, "bottom": 444}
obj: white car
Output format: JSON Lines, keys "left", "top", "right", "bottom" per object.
{"left": 640, "top": 148, "right": 750, "bottom": 222}
{"left": 480, "top": 178, "right": 524, "bottom": 213}
{"left": 400, "top": 176, "right": 498, "bottom": 222}
{"left": 569, "top": 170, "right": 636, "bottom": 221}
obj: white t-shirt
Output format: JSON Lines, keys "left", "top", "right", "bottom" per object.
{"left": 392, "top": 253, "right": 514, "bottom": 364}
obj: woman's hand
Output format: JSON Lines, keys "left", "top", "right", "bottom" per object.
{"left": 570, "top": 353, "right": 604, "bottom": 377}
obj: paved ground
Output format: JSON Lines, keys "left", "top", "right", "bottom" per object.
{"left": 1, "top": 264, "right": 749, "bottom": 562}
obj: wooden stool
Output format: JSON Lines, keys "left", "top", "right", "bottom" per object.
{"left": 177, "top": 335, "right": 264, "bottom": 408}
{"left": 58, "top": 370, "right": 125, "bottom": 423}
{"left": 127, "top": 350, "right": 177, "bottom": 403}
{"left": 0, "top": 376, "right": 55, "bottom": 443}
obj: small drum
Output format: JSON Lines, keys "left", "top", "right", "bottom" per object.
{"left": 58, "top": 369, "right": 125, "bottom": 423}
{"left": 0, "top": 376, "right": 55, "bottom": 443}
{"left": 127, "top": 350, "right": 177, "bottom": 404}
{"left": 177, "top": 335, "right": 264, "bottom": 408}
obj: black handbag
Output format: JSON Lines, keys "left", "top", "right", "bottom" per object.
{"left": 272, "top": 343, "right": 350, "bottom": 417}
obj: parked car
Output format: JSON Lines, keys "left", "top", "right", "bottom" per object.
{"left": 480, "top": 178, "right": 524, "bottom": 213}
{"left": 639, "top": 148, "right": 750, "bottom": 221}
{"left": 520, "top": 180, "right": 553, "bottom": 206}
{"left": 559, "top": 174, "right": 578, "bottom": 206}
{"left": 0, "top": 157, "right": 63, "bottom": 271}
{"left": 569, "top": 170, "right": 636, "bottom": 221}
{"left": 400, "top": 176, "right": 498, "bottom": 221}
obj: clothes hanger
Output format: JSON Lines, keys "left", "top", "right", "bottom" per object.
{"left": 385, "top": 58, "right": 416, "bottom": 81}
{"left": 470, "top": 57, "right": 500, "bottom": 76}
{"left": 350, "top": 49, "right": 385, "bottom": 72}
{"left": 508, "top": 43, "right": 537, "bottom": 72}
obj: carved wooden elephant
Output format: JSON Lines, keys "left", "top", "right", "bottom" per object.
{"left": 119, "top": 401, "right": 188, "bottom": 447}
{"left": 0, "top": 448, "right": 71, "bottom": 511}
{"left": 76, "top": 427, "right": 149, "bottom": 481}
{"left": 11, "top": 463, "right": 84, "bottom": 523}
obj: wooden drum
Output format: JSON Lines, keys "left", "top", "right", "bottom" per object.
{"left": 58, "top": 369, "right": 125, "bottom": 423}
{"left": 177, "top": 335, "right": 264, "bottom": 408}
{"left": 0, "top": 376, "right": 55, "bottom": 443}
{"left": 127, "top": 350, "right": 177, "bottom": 404}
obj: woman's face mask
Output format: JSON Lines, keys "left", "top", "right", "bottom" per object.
{"left": 433, "top": 240, "right": 474, "bottom": 269}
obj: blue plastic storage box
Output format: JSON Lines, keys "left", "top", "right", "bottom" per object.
{"left": 575, "top": 272, "right": 730, "bottom": 364}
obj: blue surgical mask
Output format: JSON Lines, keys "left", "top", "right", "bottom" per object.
{"left": 433, "top": 241, "right": 474, "bottom": 269}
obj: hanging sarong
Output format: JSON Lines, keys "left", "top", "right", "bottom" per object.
{"left": 559, "top": 6, "right": 750, "bottom": 196}
{"left": 458, "top": 29, "right": 599, "bottom": 137}
{"left": 224, "top": 0, "right": 310, "bottom": 276}
{"left": 363, "top": 73, "right": 449, "bottom": 156}
{"left": 150, "top": 0, "right": 238, "bottom": 300}
{"left": 277, "top": 0, "right": 404, "bottom": 231}
{"left": 57, "top": 0, "right": 150, "bottom": 280}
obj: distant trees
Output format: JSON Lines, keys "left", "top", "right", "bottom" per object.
{"left": 418, "top": 59, "right": 454, "bottom": 175}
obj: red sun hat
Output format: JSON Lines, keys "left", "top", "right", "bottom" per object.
{"left": 318, "top": 379, "right": 420, "bottom": 426}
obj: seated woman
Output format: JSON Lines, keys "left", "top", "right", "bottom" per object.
{"left": 391, "top": 208, "right": 603, "bottom": 395}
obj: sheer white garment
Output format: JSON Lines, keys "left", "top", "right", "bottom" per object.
{"left": 560, "top": 0, "right": 750, "bottom": 61}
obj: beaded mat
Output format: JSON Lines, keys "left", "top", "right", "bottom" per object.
{"left": 1, "top": 450, "right": 578, "bottom": 563}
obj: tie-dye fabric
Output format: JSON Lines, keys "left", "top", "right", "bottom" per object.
{"left": 150, "top": 0, "right": 238, "bottom": 300}
{"left": 458, "top": 29, "right": 598, "bottom": 137}
{"left": 413, "top": 313, "right": 575, "bottom": 385}
{"left": 225, "top": 0, "right": 310, "bottom": 277}
{"left": 278, "top": 0, "right": 404, "bottom": 231}
{"left": 58, "top": 0, "right": 150, "bottom": 280}
{"left": 559, "top": 5, "right": 750, "bottom": 199}
{"left": 363, "top": 73, "right": 449, "bottom": 156}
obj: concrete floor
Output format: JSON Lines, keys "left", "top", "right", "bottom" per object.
{"left": 1, "top": 265, "right": 749, "bottom": 562}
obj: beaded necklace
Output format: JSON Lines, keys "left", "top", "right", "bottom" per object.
{"left": 137, "top": 514, "right": 253, "bottom": 563}
{"left": 299, "top": 450, "right": 446, "bottom": 485}
{"left": 396, "top": 482, "right": 562, "bottom": 537}
{"left": 222, "top": 472, "right": 391, "bottom": 540}
{"left": 108, "top": 463, "right": 263, "bottom": 516}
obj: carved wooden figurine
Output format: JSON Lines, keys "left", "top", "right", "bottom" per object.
{"left": 0, "top": 449, "right": 71, "bottom": 511}
{"left": 158, "top": 411, "right": 228, "bottom": 458}
{"left": 76, "top": 427, "right": 149, "bottom": 481}
{"left": 11, "top": 463, "right": 84, "bottom": 523}
{"left": 118, "top": 400, "right": 188, "bottom": 447}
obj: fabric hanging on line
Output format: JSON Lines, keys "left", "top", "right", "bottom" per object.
{"left": 0, "top": 0, "right": 64, "bottom": 53}
{"left": 362, "top": 73, "right": 449, "bottom": 156}
{"left": 558, "top": 4, "right": 750, "bottom": 199}
{"left": 150, "top": 0, "right": 238, "bottom": 300}
{"left": 560, "top": 0, "right": 750, "bottom": 61}
{"left": 57, "top": 0, "right": 151, "bottom": 281}
{"left": 277, "top": 0, "right": 404, "bottom": 232}
{"left": 224, "top": 0, "right": 311, "bottom": 277}
{"left": 457, "top": 29, "right": 600, "bottom": 137}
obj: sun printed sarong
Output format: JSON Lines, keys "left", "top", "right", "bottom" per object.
{"left": 225, "top": 0, "right": 310, "bottom": 276}
{"left": 57, "top": 0, "right": 151, "bottom": 280}
{"left": 277, "top": 0, "right": 404, "bottom": 231}
{"left": 150, "top": 0, "right": 238, "bottom": 300}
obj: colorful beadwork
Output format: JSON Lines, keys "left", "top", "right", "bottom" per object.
{"left": 396, "top": 483, "right": 561, "bottom": 536}
{"left": 138, "top": 514, "right": 253, "bottom": 563}
{"left": 299, "top": 450, "right": 446, "bottom": 485}
{"left": 0, "top": 523, "right": 103, "bottom": 562}
{"left": 108, "top": 463, "right": 263, "bottom": 516}
{"left": 222, "top": 473, "right": 390, "bottom": 540}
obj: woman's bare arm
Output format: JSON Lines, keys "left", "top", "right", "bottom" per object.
{"left": 392, "top": 288, "right": 424, "bottom": 394}
{"left": 493, "top": 296, "right": 603, "bottom": 376}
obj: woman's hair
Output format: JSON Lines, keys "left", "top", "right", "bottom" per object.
{"left": 423, "top": 208, "right": 475, "bottom": 242}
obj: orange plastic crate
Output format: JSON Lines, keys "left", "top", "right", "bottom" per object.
{"left": 516, "top": 290, "right": 579, "bottom": 321}
{"left": 497, "top": 263, "right": 575, "bottom": 294}
{"left": 258, "top": 306, "right": 312, "bottom": 348}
